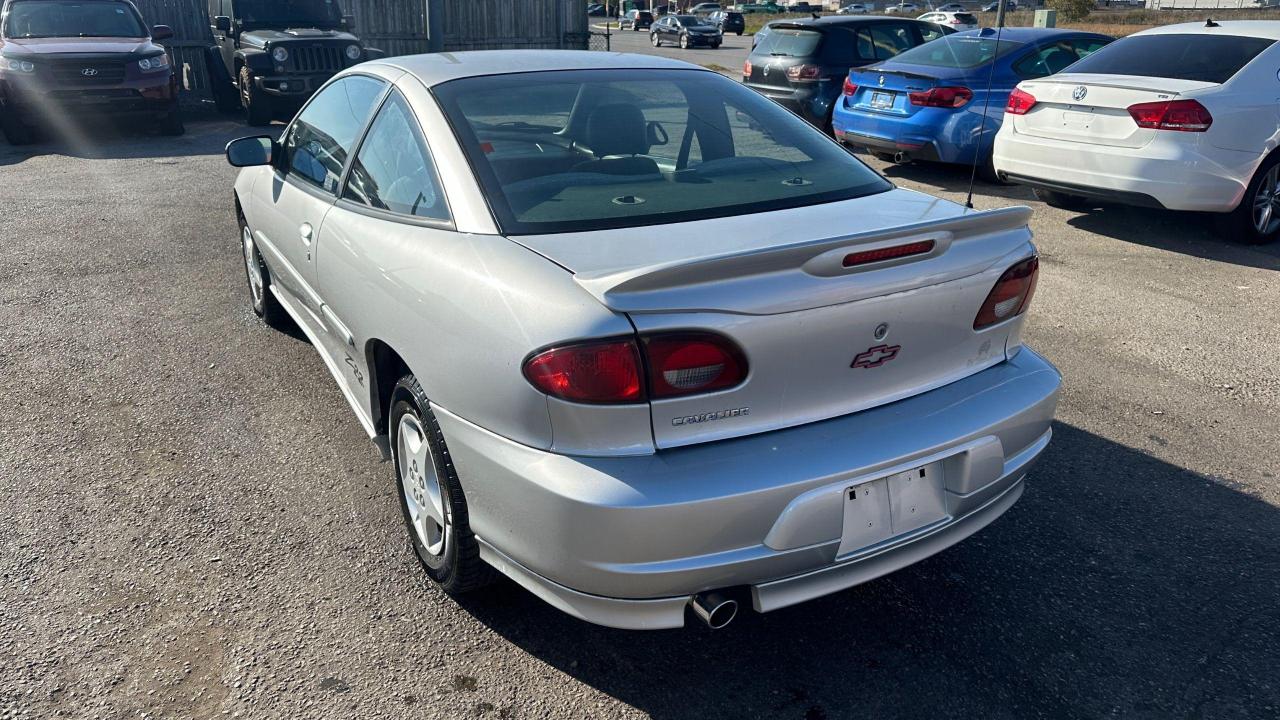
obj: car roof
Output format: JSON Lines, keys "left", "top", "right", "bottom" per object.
{"left": 950, "top": 27, "right": 1109, "bottom": 41}
{"left": 379, "top": 50, "right": 705, "bottom": 87}
{"left": 1132, "top": 20, "right": 1280, "bottom": 40}
{"left": 770, "top": 15, "right": 930, "bottom": 28}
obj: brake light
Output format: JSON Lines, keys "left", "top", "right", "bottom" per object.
{"left": 909, "top": 86, "right": 972, "bottom": 108}
{"left": 1127, "top": 99, "right": 1212, "bottom": 132}
{"left": 843, "top": 240, "right": 935, "bottom": 267}
{"left": 743, "top": 59, "right": 752, "bottom": 76}
{"left": 842, "top": 77, "right": 859, "bottom": 97}
{"left": 1005, "top": 87, "right": 1037, "bottom": 115}
{"left": 786, "top": 64, "right": 821, "bottom": 82}
{"left": 523, "top": 340, "right": 643, "bottom": 404}
{"left": 644, "top": 333, "right": 748, "bottom": 399}
{"left": 974, "top": 257, "right": 1039, "bottom": 330}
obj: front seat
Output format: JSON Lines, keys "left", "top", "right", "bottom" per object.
{"left": 573, "top": 103, "right": 660, "bottom": 176}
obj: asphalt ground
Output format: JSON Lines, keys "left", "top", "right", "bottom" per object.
{"left": 2, "top": 55, "right": 1278, "bottom": 720}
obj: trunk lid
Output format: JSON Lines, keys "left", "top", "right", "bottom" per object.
{"left": 1012, "top": 73, "right": 1217, "bottom": 149}
{"left": 512, "top": 189, "right": 1037, "bottom": 449}
{"left": 747, "top": 24, "right": 824, "bottom": 91}
{"left": 846, "top": 64, "right": 957, "bottom": 120}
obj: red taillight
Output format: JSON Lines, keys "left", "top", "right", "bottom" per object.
{"left": 523, "top": 333, "right": 748, "bottom": 403}
{"left": 743, "top": 59, "right": 752, "bottom": 77}
{"left": 974, "top": 257, "right": 1039, "bottom": 330}
{"left": 843, "top": 76, "right": 858, "bottom": 97}
{"left": 644, "top": 333, "right": 747, "bottom": 399}
{"left": 523, "top": 340, "right": 643, "bottom": 404}
{"left": 909, "top": 86, "right": 972, "bottom": 108}
{"left": 1005, "top": 87, "right": 1037, "bottom": 116}
{"left": 1127, "top": 99, "right": 1212, "bottom": 132}
{"left": 786, "top": 64, "right": 821, "bottom": 82}
{"left": 843, "top": 240, "right": 935, "bottom": 267}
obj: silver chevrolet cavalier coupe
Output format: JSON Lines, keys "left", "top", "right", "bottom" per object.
{"left": 225, "top": 50, "right": 1060, "bottom": 630}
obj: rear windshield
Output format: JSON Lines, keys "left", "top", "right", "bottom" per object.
{"left": 433, "top": 69, "right": 891, "bottom": 235}
{"left": 1066, "top": 33, "right": 1274, "bottom": 84}
{"left": 954, "top": 12, "right": 977, "bottom": 22}
{"left": 3, "top": 0, "right": 145, "bottom": 38}
{"left": 755, "top": 28, "right": 823, "bottom": 57}
{"left": 889, "top": 34, "right": 1022, "bottom": 68}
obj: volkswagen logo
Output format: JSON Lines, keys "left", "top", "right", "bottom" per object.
{"left": 1072, "top": 85, "right": 1088, "bottom": 102}
{"left": 878, "top": 75, "right": 885, "bottom": 87}
{"left": 81, "top": 68, "right": 98, "bottom": 76}
{"left": 762, "top": 64, "right": 771, "bottom": 77}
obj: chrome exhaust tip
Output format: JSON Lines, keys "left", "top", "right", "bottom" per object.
{"left": 689, "top": 591, "right": 738, "bottom": 629}
{"left": 893, "top": 151, "right": 911, "bottom": 164}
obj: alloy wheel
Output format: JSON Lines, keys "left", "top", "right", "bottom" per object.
{"left": 397, "top": 413, "right": 449, "bottom": 559}
{"left": 1252, "top": 164, "right": 1280, "bottom": 236}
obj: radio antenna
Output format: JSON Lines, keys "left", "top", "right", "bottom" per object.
{"left": 964, "top": 5, "right": 1008, "bottom": 210}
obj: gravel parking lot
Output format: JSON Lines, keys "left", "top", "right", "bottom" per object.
{"left": 3, "top": 43, "right": 1279, "bottom": 719}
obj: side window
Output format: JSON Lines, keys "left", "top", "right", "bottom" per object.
{"left": 283, "top": 75, "right": 386, "bottom": 193}
{"left": 1070, "top": 38, "right": 1108, "bottom": 59}
{"left": 917, "top": 22, "right": 946, "bottom": 43}
{"left": 1013, "top": 41, "right": 1081, "bottom": 79}
{"left": 343, "top": 91, "right": 450, "bottom": 221}
{"left": 868, "top": 24, "right": 914, "bottom": 60}
{"left": 855, "top": 28, "right": 875, "bottom": 61}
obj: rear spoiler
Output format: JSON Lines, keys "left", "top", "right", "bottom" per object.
{"left": 574, "top": 206, "right": 1033, "bottom": 315}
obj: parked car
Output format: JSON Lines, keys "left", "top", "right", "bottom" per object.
{"left": 743, "top": 16, "right": 953, "bottom": 131}
{"left": 738, "top": 3, "right": 782, "bottom": 12}
{"left": 225, "top": 50, "right": 1060, "bottom": 630}
{"left": 835, "top": 28, "right": 1110, "bottom": 175}
{"left": 838, "top": 4, "right": 870, "bottom": 13}
{"left": 621, "top": 9, "right": 655, "bottom": 30}
{"left": 0, "top": 0, "right": 183, "bottom": 143}
{"left": 587, "top": 3, "right": 608, "bottom": 16}
{"left": 884, "top": 3, "right": 920, "bottom": 14}
{"left": 935, "top": 2, "right": 968, "bottom": 11}
{"left": 208, "top": 0, "right": 383, "bottom": 126}
{"left": 980, "top": 1, "right": 1016, "bottom": 11}
{"left": 651, "top": 14, "right": 722, "bottom": 48}
{"left": 917, "top": 10, "right": 979, "bottom": 30}
{"left": 709, "top": 10, "right": 746, "bottom": 34}
{"left": 995, "top": 20, "right": 1280, "bottom": 244}
{"left": 787, "top": 1, "right": 818, "bottom": 12}
{"left": 689, "top": 2, "right": 722, "bottom": 14}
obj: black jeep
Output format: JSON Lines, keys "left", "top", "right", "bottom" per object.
{"left": 206, "top": 0, "right": 382, "bottom": 125}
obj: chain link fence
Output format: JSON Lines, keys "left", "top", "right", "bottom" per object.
{"left": 589, "top": 25, "right": 612, "bottom": 51}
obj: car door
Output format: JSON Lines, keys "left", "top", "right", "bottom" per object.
{"left": 317, "top": 88, "right": 455, "bottom": 418}
{"left": 254, "top": 74, "right": 386, "bottom": 320}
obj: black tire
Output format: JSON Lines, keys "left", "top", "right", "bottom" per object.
{"left": 239, "top": 66, "right": 273, "bottom": 127}
{"left": 1224, "top": 153, "right": 1280, "bottom": 245}
{"left": 711, "top": 41, "right": 721, "bottom": 49}
{"left": 1033, "top": 186, "right": 1088, "bottom": 210}
{"left": 238, "top": 212, "right": 290, "bottom": 329}
{"left": 871, "top": 150, "right": 897, "bottom": 163}
{"left": 390, "top": 375, "right": 495, "bottom": 595}
{"left": 651, "top": 32, "right": 661, "bottom": 47}
{"left": 158, "top": 105, "right": 185, "bottom": 136}
{"left": 1, "top": 113, "right": 33, "bottom": 145}
{"left": 737, "top": 30, "right": 744, "bottom": 35}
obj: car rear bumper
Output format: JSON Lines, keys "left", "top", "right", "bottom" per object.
{"left": 993, "top": 126, "right": 1259, "bottom": 213}
{"left": 436, "top": 347, "right": 1061, "bottom": 629}
{"left": 832, "top": 101, "right": 988, "bottom": 164}
{"left": 746, "top": 81, "right": 835, "bottom": 128}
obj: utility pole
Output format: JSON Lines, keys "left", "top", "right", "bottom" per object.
{"left": 995, "top": 0, "right": 1007, "bottom": 27}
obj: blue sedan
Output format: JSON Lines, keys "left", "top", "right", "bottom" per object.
{"left": 832, "top": 27, "right": 1111, "bottom": 174}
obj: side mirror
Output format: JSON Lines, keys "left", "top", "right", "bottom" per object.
{"left": 214, "top": 15, "right": 232, "bottom": 33}
{"left": 646, "top": 121, "right": 670, "bottom": 146}
{"left": 226, "top": 136, "right": 277, "bottom": 168}
{"left": 151, "top": 24, "right": 174, "bottom": 41}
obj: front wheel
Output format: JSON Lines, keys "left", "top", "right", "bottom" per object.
{"left": 1226, "top": 155, "right": 1280, "bottom": 244}
{"left": 651, "top": 32, "right": 661, "bottom": 47}
{"left": 680, "top": 34, "right": 689, "bottom": 49}
{"left": 391, "top": 375, "right": 495, "bottom": 595}
{"left": 239, "top": 66, "right": 273, "bottom": 127}
{"left": 239, "top": 216, "right": 289, "bottom": 329}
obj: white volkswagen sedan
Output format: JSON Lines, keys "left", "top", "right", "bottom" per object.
{"left": 994, "top": 20, "right": 1280, "bottom": 244}
{"left": 225, "top": 51, "right": 1060, "bottom": 630}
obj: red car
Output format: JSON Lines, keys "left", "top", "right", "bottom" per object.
{"left": 0, "top": 0, "right": 183, "bottom": 144}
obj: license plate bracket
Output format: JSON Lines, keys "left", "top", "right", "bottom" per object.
{"left": 870, "top": 91, "right": 894, "bottom": 110}
{"left": 837, "top": 460, "right": 948, "bottom": 556}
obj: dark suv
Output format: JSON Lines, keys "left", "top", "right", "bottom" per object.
{"left": 743, "top": 16, "right": 952, "bottom": 132}
{"left": 708, "top": 10, "right": 745, "bottom": 35}
{"left": 207, "top": 0, "right": 382, "bottom": 126}
{"left": 0, "top": 0, "right": 182, "bottom": 144}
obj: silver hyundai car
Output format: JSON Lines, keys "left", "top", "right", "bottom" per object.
{"left": 225, "top": 50, "right": 1060, "bottom": 630}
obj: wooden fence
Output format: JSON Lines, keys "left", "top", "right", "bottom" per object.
{"left": 128, "top": 0, "right": 589, "bottom": 103}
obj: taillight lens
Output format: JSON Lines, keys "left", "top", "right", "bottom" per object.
{"left": 1127, "top": 99, "right": 1212, "bottom": 132}
{"left": 909, "top": 86, "right": 972, "bottom": 108}
{"left": 523, "top": 340, "right": 643, "bottom": 404}
{"left": 1005, "top": 87, "right": 1037, "bottom": 115}
{"left": 843, "top": 240, "right": 935, "bottom": 267}
{"left": 974, "top": 256, "right": 1039, "bottom": 330}
{"left": 843, "top": 76, "right": 858, "bottom": 97}
{"left": 786, "top": 64, "right": 821, "bottom": 82}
{"left": 743, "top": 59, "right": 752, "bottom": 76}
{"left": 644, "top": 333, "right": 748, "bottom": 399}
{"left": 523, "top": 333, "right": 748, "bottom": 403}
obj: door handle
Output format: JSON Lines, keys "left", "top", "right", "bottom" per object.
{"left": 299, "top": 223, "right": 313, "bottom": 245}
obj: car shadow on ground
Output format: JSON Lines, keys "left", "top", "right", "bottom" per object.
{"left": 0, "top": 112, "right": 276, "bottom": 167}
{"left": 874, "top": 157, "right": 1280, "bottom": 270}
{"left": 452, "top": 422, "right": 1279, "bottom": 718}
